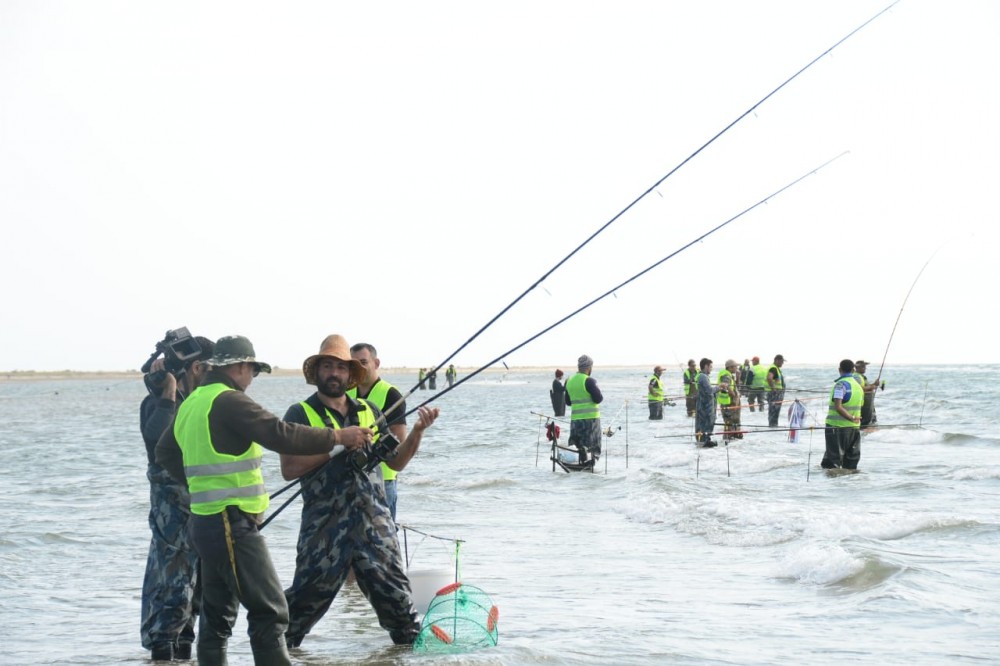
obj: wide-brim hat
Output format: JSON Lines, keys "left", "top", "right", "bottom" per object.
{"left": 207, "top": 335, "right": 272, "bottom": 373}
{"left": 302, "top": 334, "right": 365, "bottom": 388}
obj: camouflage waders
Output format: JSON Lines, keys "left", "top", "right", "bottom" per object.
{"left": 141, "top": 465, "right": 198, "bottom": 652}
{"left": 284, "top": 465, "right": 419, "bottom": 647}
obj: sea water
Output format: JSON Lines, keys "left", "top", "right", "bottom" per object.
{"left": 1, "top": 365, "right": 997, "bottom": 664}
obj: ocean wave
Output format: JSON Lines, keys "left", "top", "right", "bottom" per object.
{"left": 947, "top": 466, "right": 1000, "bottom": 481}
{"left": 773, "top": 542, "right": 900, "bottom": 588}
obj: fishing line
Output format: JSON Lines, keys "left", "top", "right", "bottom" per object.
{"left": 406, "top": 154, "right": 849, "bottom": 421}
{"left": 875, "top": 242, "right": 947, "bottom": 385}
{"left": 265, "top": 0, "right": 898, "bottom": 519}
{"left": 389, "top": 0, "right": 899, "bottom": 409}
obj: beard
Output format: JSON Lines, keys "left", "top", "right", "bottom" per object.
{"left": 317, "top": 375, "right": 346, "bottom": 399}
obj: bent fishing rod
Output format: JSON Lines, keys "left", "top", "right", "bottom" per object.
{"left": 385, "top": 1, "right": 900, "bottom": 414}
{"left": 405, "top": 153, "right": 848, "bottom": 418}
{"left": 264, "top": 154, "right": 845, "bottom": 524}
{"left": 874, "top": 242, "right": 946, "bottom": 385}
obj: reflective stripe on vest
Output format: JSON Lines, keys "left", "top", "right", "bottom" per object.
{"left": 647, "top": 375, "right": 663, "bottom": 402}
{"left": 566, "top": 372, "right": 599, "bottom": 421}
{"left": 826, "top": 376, "right": 863, "bottom": 428}
{"left": 176, "top": 382, "right": 267, "bottom": 516}
{"left": 716, "top": 369, "right": 733, "bottom": 406}
{"left": 346, "top": 381, "right": 397, "bottom": 481}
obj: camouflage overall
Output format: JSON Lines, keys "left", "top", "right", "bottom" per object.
{"left": 284, "top": 461, "right": 419, "bottom": 647}
{"left": 140, "top": 465, "right": 198, "bottom": 650}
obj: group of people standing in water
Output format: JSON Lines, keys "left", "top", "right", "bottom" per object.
{"left": 549, "top": 354, "right": 881, "bottom": 471}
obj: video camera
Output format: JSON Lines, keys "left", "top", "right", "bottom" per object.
{"left": 347, "top": 431, "right": 401, "bottom": 474}
{"left": 141, "top": 327, "right": 203, "bottom": 390}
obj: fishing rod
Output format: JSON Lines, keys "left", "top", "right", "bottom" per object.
{"left": 265, "top": 0, "right": 897, "bottom": 519}
{"left": 406, "top": 153, "right": 849, "bottom": 424}
{"left": 875, "top": 243, "right": 947, "bottom": 385}
{"left": 389, "top": 0, "right": 900, "bottom": 409}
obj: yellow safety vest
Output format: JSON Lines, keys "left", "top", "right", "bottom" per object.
{"left": 826, "top": 375, "right": 863, "bottom": 428}
{"left": 717, "top": 369, "right": 734, "bottom": 406}
{"left": 647, "top": 375, "right": 663, "bottom": 402}
{"left": 347, "top": 380, "right": 397, "bottom": 481}
{"left": 175, "top": 382, "right": 267, "bottom": 516}
{"left": 566, "top": 372, "right": 600, "bottom": 421}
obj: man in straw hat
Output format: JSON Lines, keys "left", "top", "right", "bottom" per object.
{"left": 156, "top": 334, "right": 372, "bottom": 666}
{"left": 279, "top": 334, "right": 440, "bottom": 649}
{"left": 565, "top": 354, "right": 604, "bottom": 465}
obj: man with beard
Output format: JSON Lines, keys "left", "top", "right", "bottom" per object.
{"left": 279, "top": 334, "right": 439, "bottom": 649}
{"left": 155, "top": 335, "right": 362, "bottom": 666}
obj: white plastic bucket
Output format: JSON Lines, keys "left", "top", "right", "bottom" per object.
{"left": 408, "top": 567, "right": 455, "bottom": 616}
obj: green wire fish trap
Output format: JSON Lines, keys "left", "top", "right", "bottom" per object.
{"left": 412, "top": 582, "right": 499, "bottom": 653}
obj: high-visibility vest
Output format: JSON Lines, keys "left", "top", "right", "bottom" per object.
{"left": 313, "top": 392, "right": 385, "bottom": 477}
{"left": 825, "top": 375, "right": 863, "bottom": 428}
{"left": 684, "top": 369, "right": 696, "bottom": 395}
{"left": 176, "top": 382, "right": 267, "bottom": 516}
{"left": 751, "top": 364, "right": 768, "bottom": 389}
{"left": 566, "top": 372, "right": 600, "bottom": 421}
{"left": 717, "top": 369, "right": 734, "bottom": 406}
{"left": 768, "top": 365, "right": 784, "bottom": 391}
{"left": 647, "top": 375, "right": 663, "bottom": 402}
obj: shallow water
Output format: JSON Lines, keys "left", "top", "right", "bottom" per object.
{"left": 1, "top": 365, "right": 998, "bottom": 664}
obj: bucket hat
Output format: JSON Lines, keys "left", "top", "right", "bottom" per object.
{"left": 302, "top": 334, "right": 365, "bottom": 388}
{"left": 207, "top": 335, "right": 272, "bottom": 373}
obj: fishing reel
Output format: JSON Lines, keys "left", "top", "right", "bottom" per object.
{"left": 348, "top": 432, "right": 401, "bottom": 474}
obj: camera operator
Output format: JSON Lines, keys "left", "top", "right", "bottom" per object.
{"left": 278, "top": 334, "right": 439, "bottom": 649}
{"left": 139, "top": 333, "right": 214, "bottom": 662}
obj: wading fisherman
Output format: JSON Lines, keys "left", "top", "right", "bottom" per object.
{"left": 280, "top": 334, "right": 438, "bottom": 650}
{"left": 156, "top": 335, "right": 357, "bottom": 666}
{"left": 683, "top": 359, "right": 699, "bottom": 418}
{"left": 446, "top": 363, "right": 457, "bottom": 387}
{"left": 347, "top": 341, "right": 410, "bottom": 521}
{"left": 566, "top": 354, "right": 604, "bottom": 465}
{"left": 550, "top": 368, "right": 567, "bottom": 417}
{"left": 766, "top": 354, "right": 786, "bottom": 427}
{"left": 695, "top": 358, "right": 720, "bottom": 447}
{"left": 821, "top": 359, "right": 863, "bottom": 470}
{"left": 648, "top": 365, "right": 665, "bottom": 420}
{"left": 140, "top": 335, "right": 213, "bottom": 662}
{"left": 854, "top": 360, "right": 880, "bottom": 427}
{"left": 717, "top": 360, "right": 742, "bottom": 442}
{"left": 748, "top": 356, "right": 768, "bottom": 413}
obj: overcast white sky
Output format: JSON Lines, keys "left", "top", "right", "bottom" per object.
{"left": 1, "top": 1, "right": 997, "bottom": 372}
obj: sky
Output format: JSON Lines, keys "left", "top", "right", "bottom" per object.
{"left": 1, "top": 1, "right": 998, "bottom": 373}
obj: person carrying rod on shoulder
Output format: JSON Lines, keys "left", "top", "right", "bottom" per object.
{"left": 821, "top": 359, "right": 864, "bottom": 470}
{"left": 155, "top": 334, "right": 362, "bottom": 666}
{"left": 565, "top": 354, "right": 604, "bottom": 465}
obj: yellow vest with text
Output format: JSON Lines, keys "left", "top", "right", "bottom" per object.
{"left": 567, "top": 372, "right": 600, "bottom": 421}
{"left": 175, "top": 382, "right": 267, "bottom": 516}
{"left": 826, "top": 375, "right": 863, "bottom": 428}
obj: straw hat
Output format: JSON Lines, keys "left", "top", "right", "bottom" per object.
{"left": 301, "top": 334, "right": 365, "bottom": 388}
